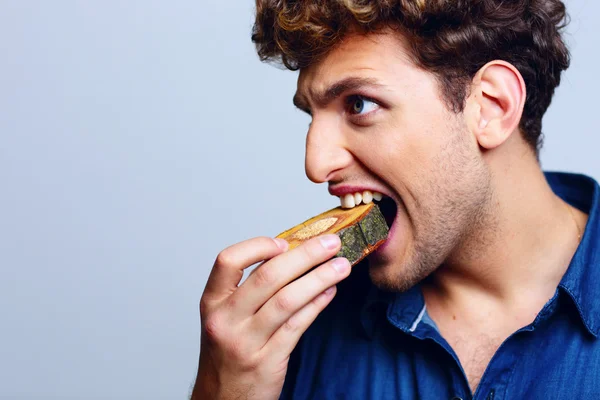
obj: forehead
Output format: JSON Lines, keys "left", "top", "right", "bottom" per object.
{"left": 297, "top": 31, "right": 415, "bottom": 94}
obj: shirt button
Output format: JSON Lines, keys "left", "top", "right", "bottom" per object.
{"left": 451, "top": 397, "right": 463, "bottom": 400}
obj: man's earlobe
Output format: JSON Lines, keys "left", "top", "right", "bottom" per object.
{"left": 479, "top": 117, "right": 489, "bottom": 130}
{"left": 468, "top": 61, "right": 526, "bottom": 150}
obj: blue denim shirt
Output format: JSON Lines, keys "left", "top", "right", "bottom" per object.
{"left": 281, "top": 172, "right": 600, "bottom": 400}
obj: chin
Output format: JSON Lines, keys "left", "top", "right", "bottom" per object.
{"left": 367, "top": 257, "right": 424, "bottom": 293}
{"left": 366, "top": 225, "right": 442, "bottom": 293}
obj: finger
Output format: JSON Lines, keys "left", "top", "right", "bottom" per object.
{"left": 204, "top": 236, "right": 288, "bottom": 300}
{"left": 263, "top": 284, "right": 338, "bottom": 357}
{"left": 250, "top": 257, "right": 350, "bottom": 344}
{"left": 227, "top": 234, "right": 341, "bottom": 319}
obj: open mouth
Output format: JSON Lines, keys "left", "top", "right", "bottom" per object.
{"left": 375, "top": 196, "right": 398, "bottom": 229}
{"left": 333, "top": 190, "right": 399, "bottom": 254}
{"left": 335, "top": 190, "right": 398, "bottom": 231}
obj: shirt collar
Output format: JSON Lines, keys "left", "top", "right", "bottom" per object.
{"left": 360, "top": 283, "right": 423, "bottom": 338}
{"left": 549, "top": 172, "right": 600, "bottom": 337}
{"left": 360, "top": 171, "right": 600, "bottom": 339}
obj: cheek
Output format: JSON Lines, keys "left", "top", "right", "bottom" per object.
{"left": 398, "top": 104, "right": 468, "bottom": 177}
{"left": 361, "top": 111, "right": 445, "bottom": 182}
{"left": 349, "top": 97, "right": 467, "bottom": 187}
{"left": 350, "top": 122, "right": 407, "bottom": 179}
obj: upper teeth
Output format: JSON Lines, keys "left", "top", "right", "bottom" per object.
{"left": 340, "top": 190, "right": 384, "bottom": 209}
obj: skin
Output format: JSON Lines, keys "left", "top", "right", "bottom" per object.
{"left": 193, "top": 30, "right": 588, "bottom": 398}
{"left": 296, "top": 32, "right": 496, "bottom": 293}
{"left": 193, "top": 235, "right": 351, "bottom": 400}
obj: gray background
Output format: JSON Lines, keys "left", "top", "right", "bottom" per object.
{"left": 0, "top": 0, "right": 597, "bottom": 399}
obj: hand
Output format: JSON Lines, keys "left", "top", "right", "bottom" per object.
{"left": 192, "top": 234, "right": 351, "bottom": 400}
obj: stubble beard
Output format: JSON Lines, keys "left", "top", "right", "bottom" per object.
{"left": 369, "top": 122, "right": 495, "bottom": 293}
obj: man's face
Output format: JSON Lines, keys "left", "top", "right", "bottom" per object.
{"left": 294, "top": 31, "right": 494, "bottom": 292}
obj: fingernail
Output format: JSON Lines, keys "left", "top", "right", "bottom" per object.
{"left": 324, "top": 286, "right": 336, "bottom": 296}
{"left": 273, "top": 238, "right": 288, "bottom": 251}
{"left": 319, "top": 234, "right": 340, "bottom": 250}
{"left": 332, "top": 257, "right": 350, "bottom": 274}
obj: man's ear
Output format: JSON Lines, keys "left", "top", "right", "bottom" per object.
{"left": 466, "top": 61, "right": 526, "bottom": 150}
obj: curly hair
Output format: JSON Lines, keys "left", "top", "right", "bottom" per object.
{"left": 251, "top": 0, "right": 571, "bottom": 154}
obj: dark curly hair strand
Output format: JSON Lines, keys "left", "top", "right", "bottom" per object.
{"left": 251, "top": 0, "right": 570, "bottom": 155}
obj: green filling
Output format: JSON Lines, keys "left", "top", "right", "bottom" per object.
{"left": 359, "top": 205, "right": 389, "bottom": 245}
{"left": 336, "top": 224, "right": 367, "bottom": 265}
{"left": 334, "top": 205, "right": 389, "bottom": 264}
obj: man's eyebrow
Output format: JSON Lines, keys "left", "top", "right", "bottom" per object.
{"left": 293, "top": 77, "right": 384, "bottom": 113}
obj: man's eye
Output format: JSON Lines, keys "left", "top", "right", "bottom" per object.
{"left": 347, "top": 96, "right": 379, "bottom": 115}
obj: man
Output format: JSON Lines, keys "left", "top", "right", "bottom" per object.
{"left": 193, "top": 1, "right": 599, "bottom": 399}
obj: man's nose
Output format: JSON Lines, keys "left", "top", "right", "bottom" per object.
{"left": 304, "top": 118, "right": 352, "bottom": 183}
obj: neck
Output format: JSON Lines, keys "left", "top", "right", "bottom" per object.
{"left": 425, "top": 145, "right": 587, "bottom": 313}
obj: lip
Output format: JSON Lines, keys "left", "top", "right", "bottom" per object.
{"left": 328, "top": 185, "right": 393, "bottom": 199}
